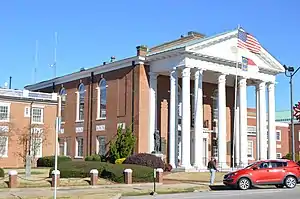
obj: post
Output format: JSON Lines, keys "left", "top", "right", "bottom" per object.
{"left": 54, "top": 116, "right": 61, "bottom": 199}
{"left": 90, "top": 169, "right": 99, "bottom": 186}
{"left": 123, "top": 169, "right": 132, "bottom": 184}
{"left": 8, "top": 170, "right": 18, "bottom": 188}
{"left": 152, "top": 168, "right": 157, "bottom": 195}
{"left": 290, "top": 76, "right": 295, "bottom": 161}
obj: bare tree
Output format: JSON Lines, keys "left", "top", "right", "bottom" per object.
{"left": 14, "top": 124, "right": 50, "bottom": 165}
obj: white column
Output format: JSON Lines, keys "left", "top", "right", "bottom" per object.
{"left": 149, "top": 72, "right": 158, "bottom": 153}
{"left": 193, "top": 68, "right": 204, "bottom": 169}
{"left": 169, "top": 68, "right": 178, "bottom": 168}
{"left": 217, "top": 74, "right": 228, "bottom": 168}
{"left": 239, "top": 78, "right": 248, "bottom": 167}
{"left": 235, "top": 88, "right": 240, "bottom": 166}
{"left": 255, "top": 85, "right": 260, "bottom": 160}
{"left": 258, "top": 81, "right": 267, "bottom": 160}
{"left": 268, "top": 82, "right": 276, "bottom": 159}
{"left": 181, "top": 67, "right": 191, "bottom": 169}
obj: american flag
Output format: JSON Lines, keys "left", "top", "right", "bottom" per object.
{"left": 237, "top": 29, "right": 261, "bottom": 54}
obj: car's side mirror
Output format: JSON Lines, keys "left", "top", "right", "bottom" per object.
{"left": 252, "top": 166, "right": 258, "bottom": 170}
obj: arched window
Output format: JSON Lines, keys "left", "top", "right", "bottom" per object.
{"left": 98, "top": 79, "right": 107, "bottom": 119}
{"left": 59, "top": 88, "right": 67, "bottom": 122}
{"left": 78, "top": 83, "right": 85, "bottom": 121}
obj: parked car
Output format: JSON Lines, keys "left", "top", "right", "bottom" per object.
{"left": 223, "top": 159, "right": 300, "bottom": 190}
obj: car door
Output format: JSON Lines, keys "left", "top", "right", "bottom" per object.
{"left": 252, "top": 162, "right": 274, "bottom": 184}
{"left": 268, "top": 161, "right": 286, "bottom": 183}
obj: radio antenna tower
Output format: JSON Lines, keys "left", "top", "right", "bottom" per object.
{"left": 50, "top": 32, "right": 58, "bottom": 78}
{"left": 33, "top": 40, "right": 39, "bottom": 83}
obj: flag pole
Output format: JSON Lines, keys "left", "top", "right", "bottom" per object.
{"left": 232, "top": 24, "right": 240, "bottom": 169}
{"left": 53, "top": 32, "right": 58, "bottom": 78}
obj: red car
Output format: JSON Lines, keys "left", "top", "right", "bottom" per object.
{"left": 223, "top": 159, "right": 300, "bottom": 190}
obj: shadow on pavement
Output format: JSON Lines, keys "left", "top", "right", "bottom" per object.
{"left": 209, "top": 185, "right": 278, "bottom": 191}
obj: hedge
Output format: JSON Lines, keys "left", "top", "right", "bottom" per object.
{"left": 37, "top": 156, "right": 72, "bottom": 167}
{"left": 49, "top": 161, "right": 154, "bottom": 183}
{"left": 0, "top": 168, "right": 4, "bottom": 178}
{"left": 123, "top": 153, "right": 164, "bottom": 169}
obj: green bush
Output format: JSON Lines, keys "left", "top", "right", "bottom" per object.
{"left": 85, "top": 154, "right": 102, "bottom": 161}
{"left": 0, "top": 168, "right": 4, "bottom": 178}
{"left": 283, "top": 153, "right": 300, "bottom": 161}
{"left": 109, "top": 125, "right": 136, "bottom": 163}
{"left": 37, "top": 156, "right": 72, "bottom": 167}
{"left": 49, "top": 161, "right": 154, "bottom": 183}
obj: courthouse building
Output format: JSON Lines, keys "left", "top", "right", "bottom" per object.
{"left": 25, "top": 28, "right": 286, "bottom": 170}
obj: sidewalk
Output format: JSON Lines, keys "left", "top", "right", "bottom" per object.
{"left": 0, "top": 182, "right": 214, "bottom": 199}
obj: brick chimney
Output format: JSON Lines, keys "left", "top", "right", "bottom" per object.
{"left": 136, "top": 45, "right": 148, "bottom": 56}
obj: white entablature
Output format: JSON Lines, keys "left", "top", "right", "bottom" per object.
{"left": 147, "top": 28, "right": 285, "bottom": 80}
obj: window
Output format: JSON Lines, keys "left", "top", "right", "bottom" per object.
{"left": 0, "top": 136, "right": 8, "bottom": 157}
{"left": 97, "top": 79, "right": 107, "bottom": 119}
{"left": 32, "top": 107, "right": 43, "bottom": 124}
{"left": 96, "top": 136, "right": 106, "bottom": 156}
{"left": 59, "top": 138, "right": 67, "bottom": 156}
{"left": 247, "top": 140, "right": 253, "bottom": 159}
{"left": 76, "top": 83, "right": 85, "bottom": 121}
{"left": 24, "top": 107, "right": 30, "bottom": 117}
{"left": 59, "top": 88, "right": 67, "bottom": 123}
{"left": 0, "top": 103, "right": 10, "bottom": 122}
{"left": 31, "top": 138, "right": 42, "bottom": 157}
{"left": 298, "top": 131, "right": 300, "bottom": 142}
{"left": 276, "top": 153, "right": 282, "bottom": 159}
{"left": 75, "top": 137, "right": 83, "bottom": 157}
{"left": 276, "top": 130, "right": 281, "bottom": 141}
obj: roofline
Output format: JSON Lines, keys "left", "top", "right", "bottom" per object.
{"left": 25, "top": 56, "right": 145, "bottom": 91}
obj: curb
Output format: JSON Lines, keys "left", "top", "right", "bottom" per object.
{"left": 111, "top": 193, "right": 122, "bottom": 199}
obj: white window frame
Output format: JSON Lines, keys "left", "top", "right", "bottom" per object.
{"left": 0, "top": 136, "right": 8, "bottom": 158}
{"left": 75, "top": 137, "right": 83, "bottom": 158}
{"left": 276, "top": 130, "right": 281, "bottom": 141}
{"left": 298, "top": 131, "right": 300, "bottom": 142}
{"left": 247, "top": 140, "right": 254, "bottom": 160}
{"left": 0, "top": 102, "right": 10, "bottom": 122}
{"left": 276, "top": 153, "right": 282, "bottom": 159}
{"left": 96, "top": 79, "right": 107, "bottom": 120}
{"left": 31, "top": 107, "right": 44, "bottom": 124}
{"left": 76, "top": 84, "right": 85, "bottom": 122}
{"left": 58, "top": 139, "right": 67, "bottom": 156}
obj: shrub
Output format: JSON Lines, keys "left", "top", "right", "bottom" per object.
{"left": 85, "top": 154, "right": 102, "bottom": 161}
{"left": 49, "top": 161, "right": 154, "bottom": 183}
{"left": 101, "top": 164, "right": 153, "bottom": 183}
{"left": 115, "top": 158, "right": 126, "bottom": 164}
{"left": 283, "top": 153, "right": 300, "bottom": 161}
{"left": 123, "top": 153, "right": 164, "bottom": 169}
{"left": 0, "top": 168, "right": 4, "bottom": 178}
{"left": 109, "top": 125, "right": 136, "bottom": 163}
{"left": 37, "top": 156, "right": 72, "bottom": 167}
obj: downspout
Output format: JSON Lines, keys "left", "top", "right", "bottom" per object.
{"left": 131, "top": 61, "right": 135, "bottom": 154}
{"left": 89, "top": 72, "right": 94, "bottom": 156}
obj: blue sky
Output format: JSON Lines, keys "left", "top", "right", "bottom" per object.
{"left": 0, "top": 0, "right": 299, "bottom": 111}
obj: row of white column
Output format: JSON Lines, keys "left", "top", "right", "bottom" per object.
{"left": 149, "top": 67, "right": 277, "bottom": 170}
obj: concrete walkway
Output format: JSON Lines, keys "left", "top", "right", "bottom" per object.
{"left": 0, "top": 182, "right": 213, "bottom": 199}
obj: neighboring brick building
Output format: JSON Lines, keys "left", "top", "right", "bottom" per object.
{"left": 0, "top": 88, "right": 57, "bottom": 168}
{"left": 275, "top": 110, "right": 300, "bottom": 158}
{"left": 247, "top": 108, "right": 290, "bottom": 164}
{"left": 24, "top": 28, "right": 285, "bottom": 170}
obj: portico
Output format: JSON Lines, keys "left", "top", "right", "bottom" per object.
{"left": 146, "top": 28, "right": 284, "bottom": 170}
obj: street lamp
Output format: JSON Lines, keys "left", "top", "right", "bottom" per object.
{"left": 283, "top": 64, "right": 300, "bottom": 161}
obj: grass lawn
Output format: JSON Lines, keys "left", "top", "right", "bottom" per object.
{"left": 0, "top": 168, "right": 113, "bottom": 188}
{"left": 163, "top": 172, "right": 226, "bottom": 183}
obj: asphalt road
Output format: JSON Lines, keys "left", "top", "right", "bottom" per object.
{"left": 121, "top": 186, "right": 300, "bottom": 199}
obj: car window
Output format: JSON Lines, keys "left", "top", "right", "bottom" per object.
{"left": 259, "top": 162, "right": 271, "bottom": 168}
{"left": 270, "top": 161, "right": 287, "bottom": 168}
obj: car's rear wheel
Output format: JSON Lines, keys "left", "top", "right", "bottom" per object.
{"left": 238, "top": 178, "right": 251, "bottom": 190}
{"left": 284, "top": 176, "right": 297, "bottom": 189}
{"left": 275, "top": 184, "right": 284, "bottom": 188}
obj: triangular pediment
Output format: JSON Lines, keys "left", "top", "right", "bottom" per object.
{"left": 186, "top": 29, "right": 285, "bottom": 74}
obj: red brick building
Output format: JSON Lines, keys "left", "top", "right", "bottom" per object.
{"left": 0, "top": 88, "right": 58, "bottom": 168}
{"left": 25, "top": 28, "right": 286, "bottom": 170}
